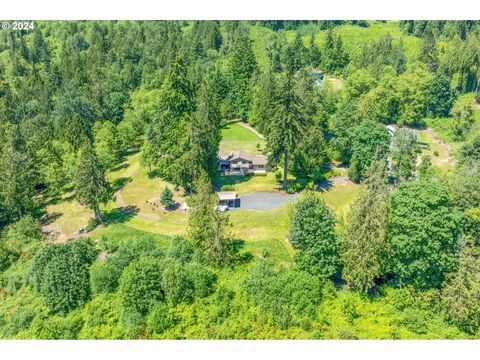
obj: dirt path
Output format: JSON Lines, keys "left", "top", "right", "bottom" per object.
{"left": 425, "top": 128, "right": 455, "bottom": 166}
{"left": 230, "top": 119, "right": 265, "bottom": 139}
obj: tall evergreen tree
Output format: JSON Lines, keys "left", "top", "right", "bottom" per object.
{"left": 187, "top": 171, "right": 232, "bottom": 265}
{"left": 289, "top": 191, "right": 338, "bottom": 279}
{"left": 308, "top": 34, "right": 322, "bottom": 68}
{"left": 175, "top": 79, "right": 221, "bottom": 191}
{"left": 419, "top": 32, "right": 439, "bottom": 72}
{"left": 74, "top": 140, "right": 112, "bottom": 223}
{"left": 155, "top": 55, "right": 194, "bottom": 182}
{"left": 265, "top": 72, "right": 307, "bottom": 189}
{"left": 251, "top": 69, "right": 277, "bottom": 135}
{"left": 228, "top": 30, "right": 258, "bottom": 120}
{"left": 341, "top": 157, "right": 390, "bottom": 292}
{"left": 0, "top": 126, "right": 37, "bottom": 218}
{"left": 442, "top": 240, "right": 480, "bottom": 334}
{"left": 390, "top": 128, "right": 419, "bottom": 182}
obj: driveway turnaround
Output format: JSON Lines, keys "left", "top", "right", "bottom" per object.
{"left": 233, "top": 191, "right": 300, "bottom": 211}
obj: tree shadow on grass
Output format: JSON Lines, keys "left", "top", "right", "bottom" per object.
{"left": 103, "top": 205, "right": 139, "bottom": 225}
{"left": 111, "top": 163, "right": 129, "bottom": 172}
{"left": 40, "top": 211, "right": 63, "bottom": 226}
{"left": 147, "top": 169, "right": 163, "bottom": 179}
{"left": 112, "top": 176, "right": 133, "bottom": 191}
{"left": 214, "top": 174, "right": 253, "bottom": 191}
{"left": 316, "top": 179, "right": 334, "bottom": 193}
{"left": 231, "top": 238, "right": 254, "bottom": 265}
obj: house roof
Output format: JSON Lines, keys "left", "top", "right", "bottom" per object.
{"left": 217, "top": 191, "right": 237, "bottom": 201}
{"left": 218, "top": 151, "right": 268, "bottom": 166}
{"left": 251, "top": 155, "right": 268, "bottom": 165}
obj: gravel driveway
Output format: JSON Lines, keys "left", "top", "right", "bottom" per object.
{"left": 232, "top": 191, "right": 300, "bottom": 211}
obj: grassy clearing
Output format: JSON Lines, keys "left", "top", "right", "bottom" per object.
{"left": 319, "top": 181, "right": 361, "bottom": 218}
{"left": 121, "top": 212, "right": 189, "bottom": 237}
{"left": 220, "top": 122, "right": 265, "bottom": 154}
{"left": 43, "top": 193, "right": 92, "bottom": 238}
{"left": 110, "top": 152, "right": 184, "bottom": 214}
{"left": 216, "top": 172, "right": 281, "bottom": 194}
{"left": 92, "top": 223, "right": 172, "bottom": 250}
{"left": 426, "top": 93, "right": 480, "bottom": 148}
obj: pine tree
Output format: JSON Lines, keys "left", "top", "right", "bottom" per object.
{"left": 391, "top": 128, "right": 419, "bottom": 182}
{"left": 425, "top": 72, "right": 456, "bottom": 117}
{"left": 228, "top": 30, "right": 258, "bottom": 120}
{"left": 140, "top": 131, "right": 157, "bottom": 176}
{"left": 187, "top": 171, "right": 232, "bottom": 265}
{"left": 442, "top": 240, "right": 480, "bottom": 334}
{"left": 174, "top": 79, "right": 221, "bottom": 192}
{"left": 265, "top": 72, "right": 307, "bottom": 190}
{"left": 156, "top": 54, "right": 194, "bottom": 180}
{"left": 251, "top": 69, "right": 277, "bottom": 135}
{"left": 0, "top": 126, "right": 37, "bottom": 218}
{"left": 289, "top": 191, "right": 338, "bottom": 279}
{"left": 160, "top": 187, "right": 174, "bottom": 210}
{"left": 341, "top": 157, "right": 390, "bottom": 292}
{"left": 74, "top": 140, "right": 112, "bottom": 223}
{"left": 419, "top": 32, "right": 439, "bottom": 72}
{"left": 308, "top": 34, "right": 322, "bottom": 68}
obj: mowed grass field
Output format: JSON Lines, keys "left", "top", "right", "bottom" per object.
{"left": 220, "top": 122, "right": 265, "bottom": 154}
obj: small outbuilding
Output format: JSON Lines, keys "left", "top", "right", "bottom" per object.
{"left": 217, "top": 191, "right": 238, "bottom": 208}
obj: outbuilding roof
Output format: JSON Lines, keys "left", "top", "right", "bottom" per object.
{"left": 217, "top": 191, "right": 237, "bottom": 201}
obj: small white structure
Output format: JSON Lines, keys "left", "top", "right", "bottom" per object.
{"left": 217, "top": 191, "right": 237, "bottom": 208}
{"left": 386, "top": 124, "right": 396, "bottom": 137}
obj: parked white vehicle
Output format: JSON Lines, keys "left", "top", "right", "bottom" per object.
{"left": 217, "top": 204, "right": 229, "bottom": 212}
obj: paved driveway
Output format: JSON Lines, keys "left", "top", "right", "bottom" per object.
{"left": 232, "top": 191, "right": 300, "bottom": 211}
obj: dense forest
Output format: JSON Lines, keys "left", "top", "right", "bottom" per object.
{"left": 1, "top": 20, "right": 480, "bottom": 339}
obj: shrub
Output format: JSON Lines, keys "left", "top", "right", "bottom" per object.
{"left": 90, "top": 261, "right": 118, "bottom": 294}
{"left": 160, "top": 259, "right": 194, "bottom": 305}
{"left": 29, "top": 238, "right": 97, "bottom": 314}
{"left": 186, "top": 262, "right": 217, "bottom": 298}
{"left": 275, "top": 171, "right": 282, "bottom": 181}
{"left": 289, "top": 192, "right": 338, "bottom": 279}
{"left": 244, "top": 262, "right": 322, "bottom": 329}
{"left": 0, "top": 242, "right": 14, "bottom": 273}
{"left": 119, "top": 257, "right": 163, "bottom": 315}
{"left": 474, "top": 91, "right": 480, "bottom": 104}
{"left": 36, "top": 314, "right": 84, "bottom": 339}
{"left": 91, "top": 237, "right": 162, "bottom": 295}
{"left": 146, "top": 303, "right": 176, "bottom": 335}
{"left": 86, "top": 218, "right": 99, "bottom": 232}
{"left": 166, "top": 236, "right": 194, "bottom": 264}
{"left": 2, "top": 215, "right": 45, "bottom": 255}
{"left": 254, "top": 172, "right": 267, "bottom": 177}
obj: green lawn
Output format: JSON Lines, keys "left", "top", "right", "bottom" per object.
{"left": 220, "top": 122, "right": 265, "bottom": 154}
{"left": 110, "top": 152, "right": 184, "bottom": 214}
{"left": 319, "top": 181, "right": 361, "bottom": 217}
{"left": 216, "top": 172, "right": 281, "bottom": 195}
{"left": 43, "top": 193, "right": 93, "bottom": 238}
{"left": 92, "top": 223, "right": 172, "bottom": 250}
